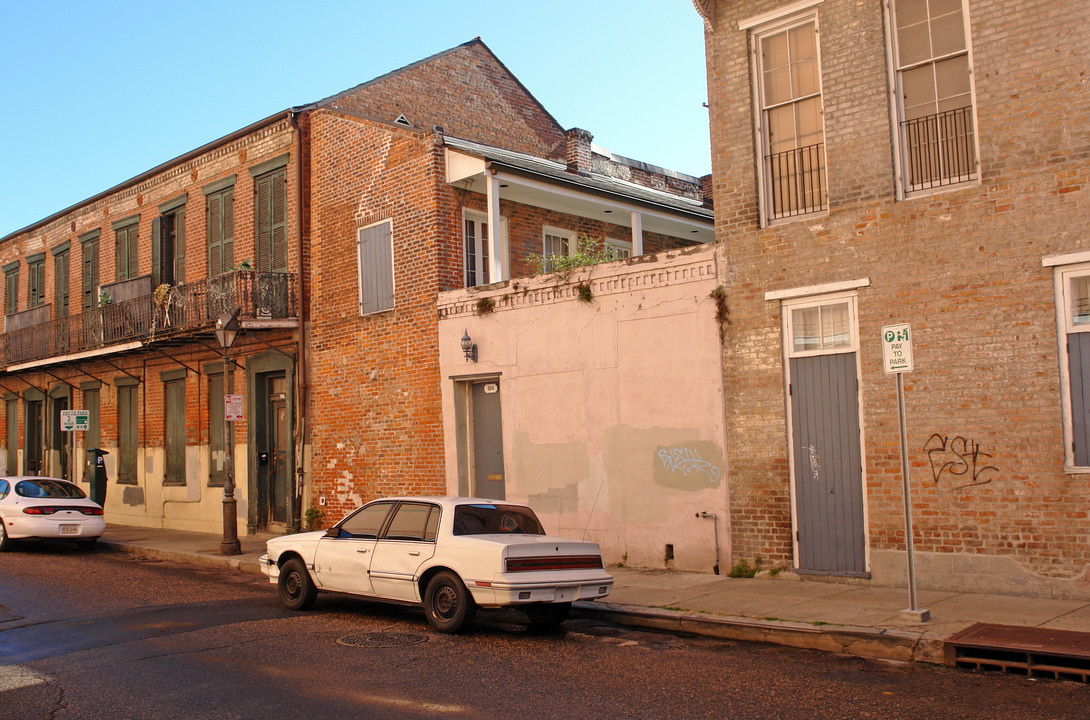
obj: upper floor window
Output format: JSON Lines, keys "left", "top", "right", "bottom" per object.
{"left": 888, "top": 0, "right": 978, "bottom": 195}
{"left": 543, "top": 227, "right": 576, "bottom": 271}
{"left": 4, "top": 263, "right": 18, "bottom": 315}
{"left": 53, "top": 246, "right": 70, "bottom": 318}
{"left": 206, "top": 183, "right": 235, "bottom": 276}
{"left": 115, "top": 218, "right": 140, "bottom": 281}
{"left": 464, "top": 211, "right": 491, "bottom": 288}
{"left": 154, "top": 196, "right": 186, "bottom": 287}
{"left": 27, "top": 255, "right": 45, "bottom": 309}
{"left": 254, "top": 167, "right": 288, "bottom": 274}
{"left": 357, "top": 220, "right": 394, "bottom": 315}
{"left": 753, "top": 14, "right": 827, "bottom": 224}
{"left": 605, "top": 238, "right": 632, "bottom": 261}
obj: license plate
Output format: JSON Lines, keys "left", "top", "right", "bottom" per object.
{"left": 59, "top": 524, "right": 80, "bottom": 536}
{"left": 554, "top": 588, "right": 574, "bottom": 602}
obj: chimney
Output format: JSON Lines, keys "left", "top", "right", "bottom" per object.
{"left": 701, "top": 173, "right": 714, "bottom": 206}
{"left": 565, "top": 128, "right": 593, "bottom": 175}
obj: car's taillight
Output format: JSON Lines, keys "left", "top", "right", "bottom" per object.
{"left": 79, "top": 508, "right": 104, "bottom": 516}
{"left": 23, "top": 507, "right": 57, "bottom": 515}
{"left": 505, "top": 555, "right": 604, "bottom": 572}
{"left": 22, "top": 506, "right": 102, "bottom": 516}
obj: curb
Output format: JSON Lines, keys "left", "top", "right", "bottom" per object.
{"left": 100, "top": 539, "right": 943, "bottom": 665}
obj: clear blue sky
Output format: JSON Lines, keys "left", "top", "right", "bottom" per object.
{"left": 0, "top": 0, "right": 711, "bottom": 239}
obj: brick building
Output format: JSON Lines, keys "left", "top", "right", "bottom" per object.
{"left": 0, "top": 39, "right": 713, "bottom": 543}
{"left": 694, "top": 0, "right": 1090, "bottom": 595}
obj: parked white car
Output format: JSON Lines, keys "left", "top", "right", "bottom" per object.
{"left": 0, "top": 476, "right": 105, "bottom": 551}
{"left": 260, "top": 496, "right": 613, "bottom": 633}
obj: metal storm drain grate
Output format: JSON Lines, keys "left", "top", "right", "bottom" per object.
{"left": 945, "top": 623, "right": 1090, "bottom": 682}
{"left": 337, "top": 631, "right": 429, "bottom": 649}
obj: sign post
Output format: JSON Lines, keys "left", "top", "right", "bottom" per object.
{"left": 60, "top": 410, "right": 90, "bottom": 485}
{"left": 882, "top": 324, "right": 929, "bottom": 623}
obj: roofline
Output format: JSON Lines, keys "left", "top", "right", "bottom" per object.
{"left": 1, "top": 109, "right": 296, "bottom": 244}
{"left": 309, "top": 38, "right": 564, "bottom": 135}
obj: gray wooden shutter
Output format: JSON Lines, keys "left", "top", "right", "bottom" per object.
{"left": 82, "top": 388, "right": 100, "bottom": 482}
{"left": 358, "top": 222, "right": 394, "bottom": 314}
{"left": 164, "top": 378, "right": 186, "bottom": 484}
{"left": 255, "top": 170, "right": 287, "bottom": 273}
{"left": 1069, "top": 334, "right": 1090, "bottom": 466}
{"left": 119, "top": 386, "right": 137, "bottom": 483}
{"left": 208, "top": 372, "right": 225, "bottom": 484}
{"left": 151, "top": 218, "right": 161, "bottom": 287}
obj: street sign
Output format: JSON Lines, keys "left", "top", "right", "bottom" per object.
{"left": 225, "top": 394, "right": 244, "bottom": 422}
{"left": 60, "top": 409, "right": 90, "bottom": 432}
{"left": 881, "top": 324, "right": 914, "bottom": 374}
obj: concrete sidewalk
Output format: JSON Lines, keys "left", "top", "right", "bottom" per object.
{"left": 98, "top": 524, "right": 1090, "bottom": 665}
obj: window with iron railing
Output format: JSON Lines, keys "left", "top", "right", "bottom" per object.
{"left": 889, "top": 0, "right": 978, "bottom": 195}
{"left": 755, "top": 15, "right": 827, "bottom": 223}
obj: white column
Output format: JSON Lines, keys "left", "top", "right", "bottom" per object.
{"left": 486, "top": 173, "right": 507, "bottom": 282}
{"left": 630, "top": 211, "right": 644, "bottom": 256}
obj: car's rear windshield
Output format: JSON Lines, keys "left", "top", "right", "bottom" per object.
{"left": 453, "top": 504, "right": 544, "bottom": 536}
{"left": 15, "top": 479, "right": 86, "bottom": 499}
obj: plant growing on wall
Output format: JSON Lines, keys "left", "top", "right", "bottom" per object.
{"left": 526, "top": 234, "right": 611, "bottom": 277}
{"left": 710, "top": 285, "right": 729, "bottom": 339}
{"left": 475, "top": 297, "right": 496, "bottom": 315}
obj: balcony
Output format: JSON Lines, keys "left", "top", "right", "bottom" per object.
{"left": 1, "top": 270, "right": 297, "bottom": 368}
{"left": 901, "top": 106, "right": 977, "bottom": 192}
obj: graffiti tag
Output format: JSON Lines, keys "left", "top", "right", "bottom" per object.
{"left": 807, "top": 444, "right": 821, "bottom": 484}
{"left": 657, "top": 447, "right": 722, "bottom": 484}
{"left": 923, "top": 434, "right": 998, "bottom": 489}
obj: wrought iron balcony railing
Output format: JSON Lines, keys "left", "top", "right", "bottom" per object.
{"left": 900, "top": 106, "right": 977, "bottom": 191}
{"left": 765, "top": 142, "right": 827, "bottom": 221}
{"left": 1, "top": 270, "right": 297, "bottom": 367}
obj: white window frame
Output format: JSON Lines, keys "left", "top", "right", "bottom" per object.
{"left": 356, "top": 219, "right": 394, "bottom": 316}
{"left": 783, "top": 293, "right": 859, "bottom": 359}
{"left": 884, "top": 0, "right": 980, "bottom": 199}
{"left": 543, "top": 227, "right": 576, "bottom": 258}
{"left": 605, "top": 238, "right": 632, "bottom": 261}
{"left": 463, "top": 210, "right": 498, "bottom": 288}
{"left": 1052, "top": 262, "right": 1090, "bottom": 471}
{"left": 749, "top": 10, "right": 828, "bottom": 227}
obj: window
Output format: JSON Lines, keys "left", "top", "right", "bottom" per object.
{"left": 4, "top": 263, "right": 18, "bottom": 315}
{"left": 339, "top": 501, "right": 395, "bottom": 539}
{"left": 154, "top": 198, "right": 186, "bottom": 287}
{"left": 208, "top": 369, "right": 225, "bottom": 486}
{"left": 27, "top": 255, "right": 45, "bottom": 309}
{"left": 543, "top": 228, "right": 575, "bottom": 259}
{"left": 787, "top": 298, "right": 855, "bottom": 356}
{"left": 254, "top": 168, "right": 288, "bottom": 273}
{"left": 117, "top": 381, "right": 138, "bottom": 483}
{"left": 206, "top": 185, "right": 235, "bottom": 276}
{"left": 357, "top": 220, "right": 394, "bottom": 315}
{"left": 1054, "top": 264, "right": 1090, "bottom": 468}
{"left": 605, "top": 238, "right": 632, "bottom": 261}
{"left": 753, "top": 14, "right": 827, "bottom": 223}
{"left": 81, "top": 233, "right": 100, "bottom": 311}
{"left": 888, "top": 0, "right": 977, "bottom": 194}
{"left": 163, "top": 371, "right": 186, "bottom": 486}
{"left": 54, "top": 247, "right": 70, "bottom": 318}
{"left": 464, "top": 212, "right": 490, "bottom": 287}
{"left": 115, "top": 220, "right": 140, "bottom": 281}
{"left": 383, "top": 503, "right": 439, "bottom": 542}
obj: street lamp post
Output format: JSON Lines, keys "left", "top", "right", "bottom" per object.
{"left": 215, "top": 307, "right": 242, "bottom": 556}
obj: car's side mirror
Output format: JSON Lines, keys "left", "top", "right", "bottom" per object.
{"left": 325, "top": 527, "right": 340, "bottom": 538}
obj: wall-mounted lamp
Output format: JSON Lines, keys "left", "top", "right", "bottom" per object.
{"left": 460, "top": 329, "right": 478, "bottom": 362}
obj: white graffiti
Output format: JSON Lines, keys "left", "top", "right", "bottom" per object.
{"left": 808, "top": 444, "right": 821, "bottom": 483}
{"left": 657, "top": 447, "right": 721, "bottom": 484}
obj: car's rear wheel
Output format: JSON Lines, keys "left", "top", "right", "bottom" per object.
{"left": 278, "top": 557, "right": 317, "bottom": 611}
{"left": 424, "top": 570, "right": 476, "bottom": 633}
{"left": 524, "top": 602, "right": 571, "bottom": 629}
{"left": 0, "top": 522, "right": 10, "bottom": 552}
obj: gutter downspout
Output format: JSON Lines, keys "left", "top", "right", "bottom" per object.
{"left": 289, "top": 108, "right": 308, "bottom": 532}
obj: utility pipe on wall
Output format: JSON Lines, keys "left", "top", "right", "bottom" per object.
{"left": 696, "top": 511, "right": 720, "bottom": 575}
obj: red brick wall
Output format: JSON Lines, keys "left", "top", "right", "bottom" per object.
{"left": 705, "top": 0, "right": 1090, "bottom": 576}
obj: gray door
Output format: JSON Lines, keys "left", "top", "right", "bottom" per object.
{"left": 1068, "top": 333, "right": 1090, "bottom": 465}
{"left": 472, "top": 381, "right": 505, "bottom": 500}
{"left": 790, "top": 353, "right": 865, "bottom": 575}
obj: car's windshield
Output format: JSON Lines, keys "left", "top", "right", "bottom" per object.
{"left": 15, "top": 479, "right": 86, "bottom": 499}
{"left": 453, "top": 504, "right": 544, "bottom": 535}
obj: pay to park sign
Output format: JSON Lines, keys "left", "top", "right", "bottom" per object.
{"left": 882, "top": 324, "right": 914, "bottom": 374}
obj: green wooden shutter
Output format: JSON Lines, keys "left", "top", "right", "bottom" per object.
{"left": 151, "top": 218, "right": 161, "bottom": 287}
{"left": 6, "top": 270, "right": 17, "bottom": 314}
{"left": 82, "top": 240, "right": 99, "bottom": 310}
{"left": 255, "top": 170, "right": 287, "bottom": 273}
{"left": 54, "top": 251, "right": 69, "bottom": 317}
{"left": 208, "top": 193, "right": 223, "bottom": 276}
{"left": 223, "top": 190, "right": 235, "bottom": 271}
{"left": 118, "top": 385, "right": 137, "bottom": 483}
{"left": 5, "top": 399, "right": 17, "bottom": 475}
{"left": 164, "top": 378, "right": 186, "bottom": 484}
{"left": 174, "top": 209, "right": 186, "bottom": 284}
{"left": 82, "top": 388, "right": 100, "bottom": 481}
{"left": 209, "top": 372, "right": 224, "bottom": 484}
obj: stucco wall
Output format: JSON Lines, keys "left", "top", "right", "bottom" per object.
{"left": 438, "top": 245, "right": 729, "bottom": 572}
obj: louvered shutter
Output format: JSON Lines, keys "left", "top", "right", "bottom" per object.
{"left": 55, "top": 251, "right": 69, "bottom": 317}
{"left": 82, "top": 240, "right": 98, "bottom": 310}
{"left": 358, "top": 222, "right": 394, "bottom": 315}
{"left": 271, "top": 172, "right": 287, "bottom": 272}
{"left": 255, "top": 170, "right": 287, "bottom": 273}
{"left": 255, "top": 174, "right": 272, "bottom": 272}
{"left": 207, "top": 193, "right": 223, "bottom": 276}
{"left": 223, "top": 190, "right": 235, "bottom": 271}
{"left": 151, "top": 218, "right": 161, "bottom": 287}
{"left": 174, "top": 208, "right": 185, "bottom": 283}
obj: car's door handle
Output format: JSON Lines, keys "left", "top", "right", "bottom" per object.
{"left": 356, "top": 549, "right": 369, "bottom": 553}
{"left": 409, "top": 551, "right": 420, "bottom": 556}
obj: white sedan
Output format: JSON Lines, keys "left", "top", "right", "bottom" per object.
{"left": 261, "top": 497, "right": 613, "bottom": 633}
{"left": 0, "top": 476, "right": 105, "bottom": 551}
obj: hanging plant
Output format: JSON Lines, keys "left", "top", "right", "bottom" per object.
{"left": 153, "top": 283, "right": 172, "bottom": 307}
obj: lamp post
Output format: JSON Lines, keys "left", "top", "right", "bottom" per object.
{"left": 215, "top": 307, "right": 242, "bottom": 556}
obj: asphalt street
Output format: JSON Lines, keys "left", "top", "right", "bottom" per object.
{"left": 1, "top": 543, "right": 1087, "bottom": 720}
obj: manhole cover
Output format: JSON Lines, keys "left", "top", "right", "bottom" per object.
{"left": 337, "top": 631, "right": 429, "bottom": 649}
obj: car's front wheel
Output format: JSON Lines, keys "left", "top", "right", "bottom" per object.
{"left": 424, "top": 571, "right": 476, "bottom": 633}
{"left": 278, "top": 557, "right": 318, "bottom": 611}
{"left": 524, "top": 602, "right": 571, "bottom": 630}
